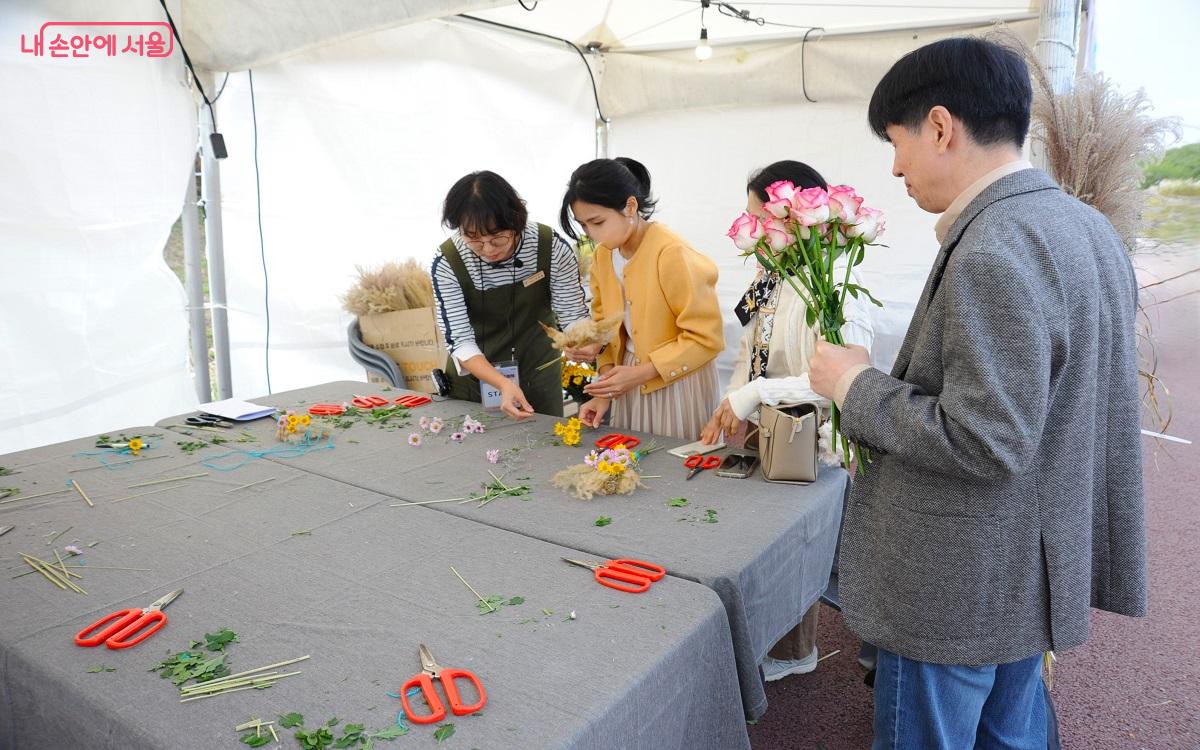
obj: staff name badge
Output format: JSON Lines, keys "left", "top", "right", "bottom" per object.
{"left": 482, "top": 360, "right": 520, "bottom": 410}
{"left": 522, "top": 270, "right": 546, "bottom": 288}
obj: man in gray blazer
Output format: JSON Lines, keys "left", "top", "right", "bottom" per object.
{"left": 809, "top": 37, "right": 1147, "bottom": 748}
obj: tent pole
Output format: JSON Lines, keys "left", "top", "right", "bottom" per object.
{"left": 595, "top": 116, "right": 610, "bottom": 159}
{"left": 180, "top": 156, "right": 212, "bottom": 402}
{"left": 1032, "top": 0, "right": 1082, "bottom": 168}
{"left": 198, "top": 72, "right": 233, "bottom": 399}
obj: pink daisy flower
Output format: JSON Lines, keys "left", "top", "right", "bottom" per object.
{"left": 451, "top": 432, "right": 465, "bottom": 442}
{"left": 429, "top": 418, "right": 445, "bottom": 434}
{"left": 486, "top": 449, "right": 500, "bottom": 464}
{"left": 407, "top": 433, "right": 423, "bottom": 447}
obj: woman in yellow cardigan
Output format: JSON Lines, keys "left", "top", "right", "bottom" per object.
{"left": 559, "top": 157, "right": 724, "bottom": 439}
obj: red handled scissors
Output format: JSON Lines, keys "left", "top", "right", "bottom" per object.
{"left": 562, "top": 558, "right": 666, "bottom": 593}
{"left": 394, "top": 394, "right": 431, "bottom": 408}
{"left": 308, "top": 403, "right": 346, "bottom": 416}
{"left": 74, "top": 588, "right": 183, "bottom": 650}
{"left": 400, "top": 644, "right": 487, "bottom": 725}
{"left": 351, "top": 395, "right": 390, "bottom": 409}
{"left": 685, "top": 453, "right": 721, "bottom": 480}
{"left": 595, "top": 433, "right": 640, "bottom": 450}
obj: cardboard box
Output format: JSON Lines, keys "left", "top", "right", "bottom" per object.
{"left": 358, "top": 308, "right": 446, "bottom": 394}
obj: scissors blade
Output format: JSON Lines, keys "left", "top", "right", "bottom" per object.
{"left": 418, "top": 643, "right": 439, "bottom": 675}
{"left": 148, "top": 588, "right": 184, "bottom": 611}
{"left": 562, "top": 557, "right": 599, "bottom": 571}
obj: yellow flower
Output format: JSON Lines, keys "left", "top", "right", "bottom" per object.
{"left": 568, "top": 417, "right": 581, "bottom": 429}
{"left": 299, "top": 414, "right": 311, "bottom": 426}
{"left": 128, "top": 438, "right": 144, "bottom": 455}
{"left": 613, "top": 443, "right": 626, "bottom": 451}
{"left": 563, "top": 430, "right": 580, "bottom": 447}
{"left": 554, "top": 422, "right": 566, "bottom": 436}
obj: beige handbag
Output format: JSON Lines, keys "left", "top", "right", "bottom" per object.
{"left": 752, "top": 402, "right": 820, "bottom": 484}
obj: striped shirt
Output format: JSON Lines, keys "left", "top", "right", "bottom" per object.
{"left": 431, "top": 223, "right": 589, "bottom": 367}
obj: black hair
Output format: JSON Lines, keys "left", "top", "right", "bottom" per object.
{"left": 747, "top": 160, "right": 828, "bottom": 200}
{"left": 559, "top": 157, "right": 658, "bottom": 240}
{"left": 867, "top": 37, "right": 1031, "bottom": 148}
{"left": 441, "top": 171, "right": 528, "bottom": 236}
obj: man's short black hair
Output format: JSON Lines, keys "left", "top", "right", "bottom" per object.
{"left": 442, "top": 171, "right": 528, "bottom": 236}
{"left": 868, "top": 37, "right": 1032, "bottom": 148}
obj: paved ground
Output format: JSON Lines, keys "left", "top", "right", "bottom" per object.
{"left": 748, "top": 240, "right": 1200, "bottom": 750}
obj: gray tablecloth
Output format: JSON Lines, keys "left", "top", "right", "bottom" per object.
{"left": 0, "top": 429, "right": 750, "bottom": 749}
{"left": 160, "top": 382, "right": 848, "bottom": 719}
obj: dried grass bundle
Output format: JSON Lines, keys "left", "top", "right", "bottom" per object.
{"left": 341, "top": 260, "right": 435, "bottom": 316}
{"left": 990, "top": 29, "right": 1180, "bottom": 249}
{"left": 540, "top": 316, "right": 622, "bottom": 351}
{"left": 551, "top": 463, "right": 644, "bottom": 500}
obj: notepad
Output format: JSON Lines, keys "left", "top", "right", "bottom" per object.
{"left": 198, "top": 398, "right": 277, "bottom": 422}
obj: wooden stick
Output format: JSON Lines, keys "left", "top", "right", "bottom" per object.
{"left": 69, "top": 455, "right": 169, "bottom": 473}
{"left": 22, "top": 555, "right": 86, "bottom": 594}
{"left": 181, "top": 656, "right": 310, "bottom": 690}
{"left": 223, "top": 477, "right": 276, "bottom": 494}
{"left": 389, "top": 496, "right": 471, "bottom": 507}
{"left": 111, "top": 486, "right": 175, "bottom": 503}
{"left": 181, "top": 671, "right": 302, "bottom": 695}
{"left": 235, "top": 719, "right": 276, "bottom": 732}
{"left": 127, "top": 472, "right": 208, "bottom": 489}
{"left": 269, "top": 725, "right": 279, "bottom": 743}
{"left": 0, "top": 488, "right": 70, "bottom": 506}
{"left": 28, "top": 554, "right": 86, "bottom": 594}
{"left": 179, "top": 670, "right": 303, "bottom": 700}
{"left": 11, "top": 564, "right": 150, "bottom": 579}
{"left": 450, "top": 565, "right": 495, "bottom": 612}
{"left": 53, "top": 549, "right": 81, "bottom": 579}
{"left": 21, "top": 556, "right": 65, "bottom": 590}
{"left": 71, "top": 480, "right": 94, "bottom": 507}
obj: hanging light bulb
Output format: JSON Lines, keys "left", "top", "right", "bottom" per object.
{"left": 695, "top": 28, "right": 712, "bottom": 61}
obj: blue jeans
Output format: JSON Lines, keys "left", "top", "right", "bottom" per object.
{"left": 872, "top": 649, "right": 1048, "bottom": 750}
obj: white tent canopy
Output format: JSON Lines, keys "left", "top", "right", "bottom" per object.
{"left": 2, "top": 0, "right": 1055, "bottom": 454}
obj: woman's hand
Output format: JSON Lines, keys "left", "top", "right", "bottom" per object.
{"left": 583, "top": 363, "right": 656, "bottom": 399}
{"left": 578, "top": 397, "right": 612, "bottom": 428}
{"left": 702, "top": 399, "right": 743, "bottom": 444}
{"left": 563, "top": 343, "right": 603, "bottom": 362}
{"left": 499, "top": 381, "right": 535, "bottom": 420}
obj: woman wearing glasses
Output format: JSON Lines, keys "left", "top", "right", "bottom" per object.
{"left": 432, "top": 171, "right": 589, "bottom": 419}
{"left": 560, "top": 157, "right": 724, "bottom": 439}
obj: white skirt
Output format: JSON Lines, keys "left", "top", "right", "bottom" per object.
{"left": 608, "top": 351, "right": 719, "bottom": 440}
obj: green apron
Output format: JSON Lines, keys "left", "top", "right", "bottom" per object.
{"left": 438, "top": 223, "right": 564, "bottom": 417}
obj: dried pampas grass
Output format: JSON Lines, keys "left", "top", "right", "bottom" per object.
{"left": 551, "top": 464, "right": 644, "bottom": 500}
{"left": 540, "top": 316, "right": 622, "bottom": 351}
{"left": 990, "top": 29, "right": 1180, "bottom": 250}
{"left": 342, "top": 260, "right": 435, "bottom": 316}
{"left": 990, "top": 27, "right": 1179, "bottom": 432}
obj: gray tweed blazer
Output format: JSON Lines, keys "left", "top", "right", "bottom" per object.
{"left": 838, "top": 168, "right": 1147, "bottom": 665}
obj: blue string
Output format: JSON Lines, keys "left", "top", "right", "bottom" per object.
{"left": 71, "top": 437, "right": 164, "bottom": 470}
{"left": 384, "top": 689, "right": 418, "bottom": 731}
{"left": 200, "top": 432, "right": 335, "bottom": 471}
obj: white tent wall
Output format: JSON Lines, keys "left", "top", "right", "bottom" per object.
{"left": 0, "top": 0, "right": 197, "bottom": 455}
{"left": 609, "top": 101, "right": 931, "bottom": 382}
{"left": 604, "top": 18, "right": 1039, "bottom": 382}
{"left": 211, "top": 19, "right": 596, "bottom": 397}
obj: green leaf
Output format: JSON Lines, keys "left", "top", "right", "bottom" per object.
{"left": 703, "top": 509, "right": 719, "bottom": 524}
{"left": 369, "top": 725, "right": 408, "bottom": 740}
{"left": 86, "top": 664, "right": 116, "bottom": 673}
{"left": 667, "top": 497, "right": 688, "bottom": 507}
{"left": 507, "top": 596, "right": 525, "bottom": 606}
{"left": 594, "top": 516, "right": 612, "bottom": 527}
{"left": 805, "top": 307, "right": 817, "bottom": 327}
{"left": 433, "top": 724, "right": 456, "bottom": 743}
{"left": 241, "top": 733, "right": 272, "bottom": 747}
{"left": 203, "top": 628, "right": 238, "bottom": 652}
{"left": 280, "top": 712, "right": 305, "bottom": 728}
{"left": 327, "top": 717, "right": 340, "bottom": 727}
{"left": 476, "top": 595, "right": 505, "bottom": 615}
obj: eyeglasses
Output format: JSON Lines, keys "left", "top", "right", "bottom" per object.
{"left": 462, "top": 231, "right": 516, "bottom": 251}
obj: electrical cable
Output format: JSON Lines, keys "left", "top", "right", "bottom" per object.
{"left": 458, "top": 15, "right": 609, "bottom": 123}
{"left": 248, "top": 70, "right": 272, "bottom": 394}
